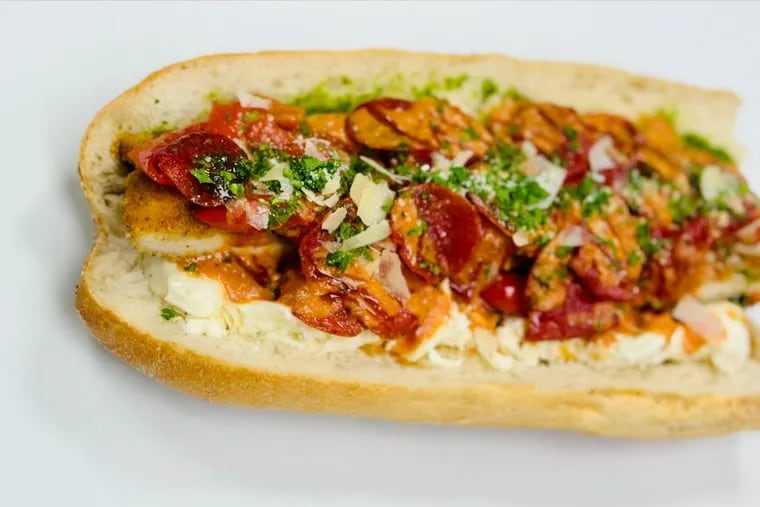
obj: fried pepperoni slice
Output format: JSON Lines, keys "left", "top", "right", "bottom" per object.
{"left": 299, "top": 213, "right": 418, "bottom": 340}
{"left": 480, "top": 272, "right": 527, "bottom": 316}
{"left": 346, "top": 102, "right": 430, "bottom": 151}
{"left": 278, "top": 272, "right": 363, "bottom": 337}
{"left": 526, "top": 283, "right": 620, "bottom": 341}
{"left": 126, "top": 123, "right": 206, "bottom": 186}
{"left": 149, "top": 131, "right": 247, "bottom": 207}
{"left": 366, "top": 98, "right": 438, "bottom": 146}
{"left": 305, "top": 113, "right": 358, "bottom": 152}
{"left": 206, "top": 100, "right": 303, "bottom": 154}
{"left": 390, "top": 183, "right": 482, "bottom": 287}
{"left": 347, "top": 98, "right": 492, "bottom": 159}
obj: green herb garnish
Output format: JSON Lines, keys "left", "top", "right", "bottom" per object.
{"left": 161, "top": 307, "right": 180, "bottom": 320}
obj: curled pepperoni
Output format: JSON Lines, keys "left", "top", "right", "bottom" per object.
{"left": 192, "top": 205, "right": 253, "bottom": 233}
{"left": 480, "top": 272, "right": 527, "bottom": 315}
{"left": 390, "top": 183, "right": 483, "bottom": 288}
{"left": 206, "top": 100, "right": 303, "bottom": 154}
{"left": 279, "top": 275, "right": 362, "bottom": 337}
{"left": 366, "top": 98, "right": 438, "bottom": 147}
{"left": 127, "top": 123, "right": 206, "bottom": 186}
{"left": 346, "top": 102, "right": 430, "bottom": 152}
{"left": 305, "top": 113, "right": 358, "bottom": 152}
{"left": 526, "top": 283, "right": 619, "bottom": 341}
{"left": 299, "top": 214, "right": 418, "bottom": 340}
{"left": 151, "top": 132, "right": 247, "bottom": 207}
{"left": 347, "top": 98, "right": 492, "bottom": 159}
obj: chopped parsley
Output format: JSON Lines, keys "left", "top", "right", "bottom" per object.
{"left": 286, "top": 156, "right": 342, "bottom": 193}
{"left": 561, "top": 176, "right": 611, "bottom": 217}
{"left": 242, "top": 111, "right": 260, "bottom": 123}
{"left": 189, "top": 153, "right": 260, "bottom": 200}
{"left": 443, "top": 74, "right": 469, "bottom": 90}
{"left": 667, "top": 190, "right": 699, "bottom": 224}
{"left": 407, "top": 220, "right": 428, "bottom": 237}
{"left": 556, "top": 245, "right": 574, "bottom": 258}
{"left": 481, "top": 79, "right": 499, "bottom": 101}
{"left": 160, "top": 307, "right": 180, "bottom": 320}
{"left": 325, "top": 251, "right": 356, "bottom": 271}
{"left": 290, "top": 82, "right": 381, "bottom": 114}
{"left": 267, "top": 198, "right": 299, "bottom": 228}
{"left": 681, "top": 132, "right": 734, "bottom": 164}
{"left": 563, "top": 125, "right": 580, "bottom": 150}
{"left": 655, "top": 107, "right": 678, "bottom": 126}
{"left": 636, "top": 223, "right": 670, "bottom": 256}
{"left": 463, "top": 126, "right": 479, "bottom": 140}
{"left": 502, "top": 86, "right": 529, "bottom": 101}
{"left": 628, "top": 250, "right": 642, "bottom": 266}
{"left": 183, "top": 263, "right": 198, "bottom": 272}
{"left": 419, "top": 259, "right": 441, "bottom": 276}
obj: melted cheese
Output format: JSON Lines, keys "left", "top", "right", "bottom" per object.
{"left": 143, "top": 256, "right": 753, "bottom": 374}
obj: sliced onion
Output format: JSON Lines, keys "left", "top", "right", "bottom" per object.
{"left": 378, "top": 249, "right": 411, "bottom": 301}
{"left": 303, "top": 137, "right": 333, "bottom": 161}
{"left": 238, "top": 92, "right": 271, "bottom": 109}
{"left": 588, "top": 136, "right": 616, "bottom": 173}
{"left": 237, "top": 200, "right": 269, "bottom": 230}
{"left": 320, "top": 240, "right": 341, "bottom": 253}
{"left": 673, "top": 296, "right": 726, "bottom": 344}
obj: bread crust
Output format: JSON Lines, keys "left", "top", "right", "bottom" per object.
{"left": 76, "top": 50, "right": 760, "bottom": 438}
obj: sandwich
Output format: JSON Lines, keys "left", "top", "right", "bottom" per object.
{"left": 76, "top": 50, "right": 760, "bottom": 438}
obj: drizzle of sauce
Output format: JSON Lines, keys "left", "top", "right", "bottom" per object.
{"left": 191, "top": 255, "right": 274, "bottom": 303}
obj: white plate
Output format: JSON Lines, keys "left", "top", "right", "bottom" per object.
{"left": 1, "top": 1, "right": 759, "bottom": 506}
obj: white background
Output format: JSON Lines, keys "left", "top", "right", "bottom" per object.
{"left": 2, "top": 1, "right": 759, "bottom": 505}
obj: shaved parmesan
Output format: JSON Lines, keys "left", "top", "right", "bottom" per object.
{"left": 560, "top": 225, "right": 584, "bottom": 247}
{"left": 238, "top": 92, "right": 271, "bottom": 109}
{"left": 735, "top": 243, "right": 760, "bottom": 257}
{"left": 359, "top": 156, "right": 410, "bottom": 183}
{"left": 322, "top": 171, "right": 343, "bottom": 196}
{"left": 321, "top": 207, "right": 347, "bottom": 233}
{"left": 696, "top": 274, "right": 748, "bottom": 301}
{"left": 588, "top": 136, "right": 616, "bottom": 172}
{"left": 350, "top": 173, "right": 371, "bottom": 204}
{"left": 737, "top": 218, "right": 760, "bottom": 241}
{"left": 512, "top": 230, "right": 530, "bottom": 247}
{"left": 302, "top": 188, "right": 337, "bottom": 208}
{"left": 260, "top": 160, "right": 287, "bottom": 181}
{"left": 451, "top": 149, "right": 474, "bottom": 168}
{"left": 699, "top": 165, "right": 744, "bottom": 215}
{"left": 673, "top": 296, "right": 725, "bottom": 344}
{"left": 357, "top": 180, "right": 394, "bottom": 226}
{"left": 341, "top": 220, "right": 391, "bottom": 251}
